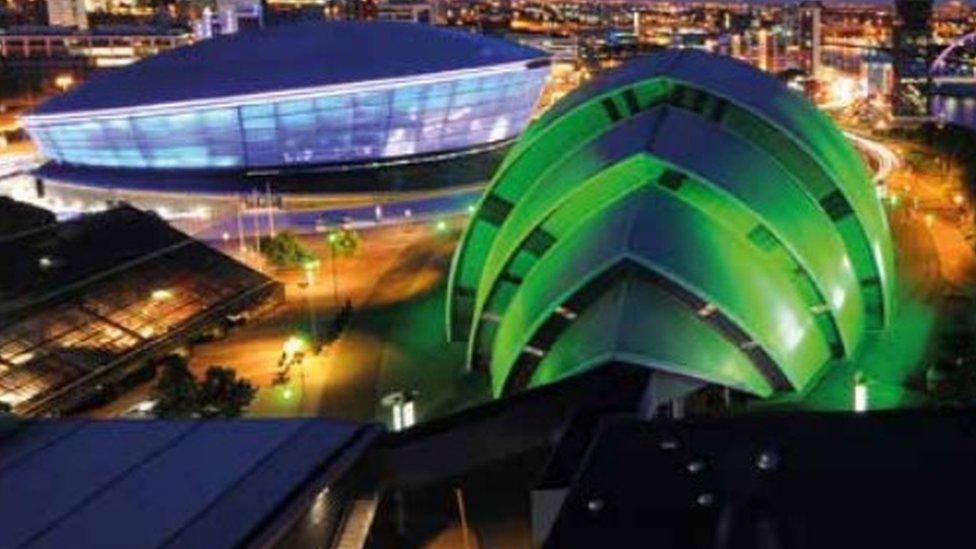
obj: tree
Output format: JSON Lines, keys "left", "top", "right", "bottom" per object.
{"left": 199, "top": 366, "right": 257, "bottom": 418}
{"left": 260, "top": 230, "right": 315, "bottom": 268}
{"left": 326, "top": 226, "right": 361, "bottom": 305}
{"left": 329, "top": 226, "right": 360, "bottom": 259}
{"left": 151, "top": 358, "right": 257, "bottom": 419}
{"left": 152, "top": 355, "right": 200, "bottom": 419}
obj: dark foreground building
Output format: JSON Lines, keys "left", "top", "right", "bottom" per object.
{"left": 0, "top": 416, "right": 380, "bottom": 548}
{"left": 0, "top": 366, "right": 974, "bottom": 548}
{"left": 0, "top": 196, "right": 55, "bottom": 236}
{"left": 0, "top": 204, "right": 281, "bottom": 415}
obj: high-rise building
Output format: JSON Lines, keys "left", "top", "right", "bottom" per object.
{"left": 798, "top": 1, "right": 822, "bottom": 78}
{"left": 45, "top": 0, "right": 86, "bottom": 29}
{"left": 330, "top": 0, "right": 374, "bottom": 21}
{"left": 375, "top": 0, "right": 431, "bottom": 23}
{"left": 892, "top": 0, "right": 933, "bottom": 117}
{"left": 863, "top": 52, "right": 894, "bottom": 98}
{"left": 6, "top": 0, "right": 48, "bottom": 26}
{"left": 758, "top": 27, "right": 790, "bottom": 73}
{"left": 194, "top": 0, "right": 264, "bottom": 39}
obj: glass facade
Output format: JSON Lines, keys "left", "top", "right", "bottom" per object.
{"left": 26, "top": 65, "right": 549, "bottom": 170}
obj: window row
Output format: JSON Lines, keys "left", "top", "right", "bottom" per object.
{"left": 29, "top": 67, "right": 549, "bottom": 170}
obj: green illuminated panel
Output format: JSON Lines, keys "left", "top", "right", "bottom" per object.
{"left": 528, "top": 279, "right": 774, "bottom": 397}
{"left": 447, "top": 51, "right": 895, "bottom": 399}
{"left": 489, "top": 183, "right": 830, "bottom": 395}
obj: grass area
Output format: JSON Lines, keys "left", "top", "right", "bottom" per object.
{"left": 326, "top": 228, "right": 491, "bottom": 426}
{"left": 370, "top": 279, "right": 491, "bottom": 422}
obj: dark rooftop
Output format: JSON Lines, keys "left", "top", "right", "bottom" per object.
{"left": 0, "top": 206, "right": 276, "bottom": 412}
{"left": 0, "top": 418, "right": 376, "bottom": 549}
{"left": 0, "top": 197, "right": 55, "bottom": 238}
{"left": 34, "top": 21, "right": 546, "bottom": 116}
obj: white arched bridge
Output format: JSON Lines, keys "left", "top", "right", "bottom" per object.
{"left": 931, "top": 30, "right": 976, "bottom": 85}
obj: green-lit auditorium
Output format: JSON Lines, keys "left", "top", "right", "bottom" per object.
{"left": 447, "top": 49, "right": 895, "bottom": 400}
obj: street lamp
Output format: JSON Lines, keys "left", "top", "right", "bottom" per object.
{"left": 381, "top": 390, "right": 419, "bottom": 431}
{"left": 54, "top": 74, "right": 74, "bottom": 93}
{"left": 283, "top": 335, "right": 305, "bottom": 358}
{"left": 853, "top": 372, "right": 868, "bottom": 413}
{"left": 301, "top": 260, "right": 321, "bottom": 349}
{"left": 327, "top": 231, "right": 340, "bottom": 307}
{"left": 302, "top": 259, "right": 320, "bottom": 287}
{"left": 325, "top": 224, "right": 359, "bottom": 308}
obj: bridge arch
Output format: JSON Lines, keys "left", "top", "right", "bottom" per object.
{"left": 932, "top": 31, "right": 976, "bottom": 75}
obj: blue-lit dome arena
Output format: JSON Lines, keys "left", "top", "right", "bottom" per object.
{"left": 23, "top": 22, "right": 550, "bottom": 193}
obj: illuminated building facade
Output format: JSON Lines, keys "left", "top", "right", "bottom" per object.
{"left": 863, "top": 52, "right": 894, "bottom": 97}
{"left": 448, "top": 50, "right": 894, "bottom": 399}
{"left": 45, "top": 0, "right": 87, "bottom": 29}
{"left": 23, "top": 22, "right": 549, "bottom": 191}
{"left": 0, "top": 28, "right": 191, "bottom": 69}
{"left": 798, "top": 0, "right": 822, "bottom": 78}
{"left": 375, "top": 0, "right": 432, "bottom": 23}
{"left": 893, "top": 0, "right": 933, "bottom": 116}
{"left": 194, "top": 0, "right": 264, "bottom": 39}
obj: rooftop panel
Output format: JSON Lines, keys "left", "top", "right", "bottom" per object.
{"left": 0, "top": 206, "right": 275, "bottom": 411}
{"left": 34, "top": 21, "right": 546, "bottom": 116}
{"left": 0, "top": 419, "right": 371, "bottom": 549}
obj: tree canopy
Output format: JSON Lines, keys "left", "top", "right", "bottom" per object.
{"left": 151, "top": 355, "right": 200, "bottom": 419}
{"left": 199, "top": 366, "right": 258, "bottom": 418}
{"left": 329, "top": 227, "right": 361, "bottom": 258}
{"left": 260, "top": 230, "right": 316, "bottom": 268}
{"left": 151, "top": 357, "right": 256, "bottom": 419}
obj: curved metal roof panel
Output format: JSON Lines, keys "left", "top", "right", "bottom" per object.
{"left": 530, "top": 279, "right": 774, "bottom": 396}
{"left": 448, "top": 49, "right": 895, "bottom": 399}
{"left": 644, "top": 106, "right": 864, "bottom": 353}
{"left": 525, "top": 50, "right": 893, "bottom": 323}
{"left": 35, "top": 21, "right": 547, "bottom": 115}
{"left": 490, "top": 184, "right": 830, "bottom": 396}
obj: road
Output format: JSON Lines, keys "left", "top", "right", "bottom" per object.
{"left": 882, "top": 139, "right": 976, "bottom": 293}
{"left": 201, "top": 223, "right": 456, "bottom": 421}
{"left": 89, "top": 219, "right": 471, "bottom": 423}
{"left": 840, "top": 129, "right": 975, "bottom": 294}
{"left": 190, "top": 186, "right": 482, "bottom": 243}
{"left": 761, "top": 127, "right": 975, "bottom": 412}
{"left": 844, "top": 130, "right": 901, "bottom": 183}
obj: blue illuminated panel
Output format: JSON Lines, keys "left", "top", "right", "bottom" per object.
{"left": 26, "top": 65, "right": 549, "bottom": 170}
